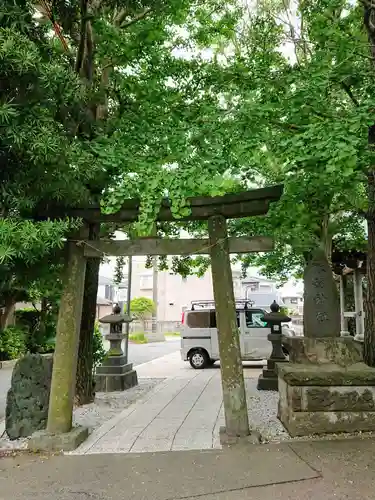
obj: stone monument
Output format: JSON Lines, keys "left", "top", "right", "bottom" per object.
{"left": 95, "top": 304, "right": 138, "bottom": 392}
{"left": 257, "top": 301, "right": 290, "bottom": 391}
{"left": 277, "top": 249, "right": 375, "bottom": 437}
{"left": 6, "top": 353, "right": 53, "bottom": 439}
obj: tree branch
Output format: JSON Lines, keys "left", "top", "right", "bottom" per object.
{"left": 340, "top": 81, "right": 359, "bottom": 106}
{"left": 119, "top": 7, "right": 152, "bottom": 29}
{"left": 269, "top": 119, "right": 304, "bottom": 132}
{"left": 74, "top": 0, "right": 89, "bottom": 74}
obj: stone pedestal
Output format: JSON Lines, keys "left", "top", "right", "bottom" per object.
{"left": 29, "top": 426, "right": 88, "bottom": 452}
{"left": 95, "top": 355, "right": 138, "bottom": 392}
{"left": 258, "top": 355, "right": 288, "bottom": 391}
{"left": 277, "top": 337, "right": 375, "bottom": 437}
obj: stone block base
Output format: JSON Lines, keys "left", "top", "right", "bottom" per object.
{"left": 219, "top": 426, "right": 261, "bottom": 446}
{"left": 257, "top": 374, "right": 278, "bottom": 391}
{"left": 282, "top": 336, "right": 362, "bottom": 366}
{"left": 278, "top": 362, "right": 375, "bottom": 437}
{"left": 28, "top": 425, "right": 88, "bottom": 452}
{"left": 257, "top": 359, "right": 287, "bottom": 391}
{"left": 95, "top": 366, "right": 138, "bottom": 392}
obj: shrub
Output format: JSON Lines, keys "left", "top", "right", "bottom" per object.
{"left": 0, "top": 326, "right": 26, "bottom": 360}
{"left": 40, "top": 336, "right": 55, "bottom": 354}
{"left": 129, "top": 332, "right": 148, "bottom": 344}
{"left": 15, "top": 309, "right": 40, "bottom": 332}
{"left": 280, "top": 307, "right": 290, "bottom": 317}
{"left": 130, "top": 297, "right": 155, "bottom": 329}
{"left": 93, "top": 322, "right": 106, "bottom": 369}
{"left": 15, "top": 308, "right": 57, "bottom": 353}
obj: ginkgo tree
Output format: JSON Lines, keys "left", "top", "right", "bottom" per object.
{"left": 205, "top": 2, "right": 370, "bottom": 328}
{"left": 170, "top": 1, "right": 370, "bottom": 338}
{"left": 21, "top": 0, "right": 244, "bottom": 404}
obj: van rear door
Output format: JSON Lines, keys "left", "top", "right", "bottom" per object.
{"left": 241, "top": 309, "right": 271, "bottom": 360}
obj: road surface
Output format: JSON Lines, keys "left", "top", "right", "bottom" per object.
{"left": 128, "top": 338, "right": 180, "bottom": 366}
{"left": 0, "top": 367, "right": 12, "bottom": 421}
{"left": 0, "top": 338, "right": 180, "bottom": 421}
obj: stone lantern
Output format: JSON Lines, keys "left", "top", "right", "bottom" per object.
{"left": 257, "top": 301, "right": 291, "bottom": 391}
{"left": 95, "top": 304, "right": 138, "bottom": 392}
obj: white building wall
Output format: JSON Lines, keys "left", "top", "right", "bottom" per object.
{"left": 97, "top": 256, "right": 303, "bottom": 322}
{"left": 127, "top": 259, "right": 269, "bottom": 322}
{"left": 97, "top": 284, "right": 106, "bottom": 299}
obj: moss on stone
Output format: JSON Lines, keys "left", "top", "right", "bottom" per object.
{"left": 278, "top": 362, "right": 375, "bottom": 386}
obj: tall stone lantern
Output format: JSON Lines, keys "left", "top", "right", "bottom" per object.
{"left": 257, "top": 301, "right": 291, "bottom": 391}
{"left": 95, "top": 304, "right": 138, "bottom": 392}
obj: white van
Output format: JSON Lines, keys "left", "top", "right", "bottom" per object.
{"left": 180, "top": 300, "right": 295, "bottom": 369}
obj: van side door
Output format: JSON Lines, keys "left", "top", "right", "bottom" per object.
{"left": 209, "top": 310, "right": 240, "bottom": 360}
{"left": 241, "top": 309, "right": 271, "bottom": 360}
{"left": 182, "top": 310, "right": 212, "bottom": 359}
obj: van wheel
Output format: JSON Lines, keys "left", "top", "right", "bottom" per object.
{"left": 189, "top": 349, "right": 210, "bottom": 369}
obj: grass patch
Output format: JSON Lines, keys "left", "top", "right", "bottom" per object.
{"left": 129, "top": 332, "right": 148, "bottom": 344}
{"left": 165, "top": 332, "right": 181, "bottom": 337}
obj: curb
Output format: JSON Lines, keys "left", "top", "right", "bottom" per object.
{"left": 0, "top": 360, "right": 17, "bottom": 370}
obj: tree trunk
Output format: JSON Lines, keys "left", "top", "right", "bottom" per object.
{"left": 75, "top": 224, "right": 100, "bottom": 405}
{"left": 39, "top": 297, "right": 48, "bottom": 345}
{"left": 363, "top": 0, "right": 375, "bottom": 366}
{"left": 0, "top": 297, "right": 16, "bottom": 330}
{"left": 364, "top": 172, "right": 375, "bottom": 365}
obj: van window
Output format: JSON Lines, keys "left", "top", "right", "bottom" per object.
{"left": 186, "top": 311, "right": 210, "bottom": 328}
{"left": 210, "top": 311, "right": 216, "bottom": 328}
{"left": 245, "top": 310, "right": 267, "bottom": 328}
{"left": 210, "top": 311, "right": 240, "bottom": 328}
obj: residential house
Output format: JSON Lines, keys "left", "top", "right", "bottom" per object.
{"left": 242, "top": 276, "right": 286, "bottom": 311}
{"left": 118, "top": 258, "right": 284, "bottom": 325}
{"left": 97, "top": 275, "right": 127, "bottom": 319}
{"left": 282, "top": 293, "right": 304, "bottom": 316}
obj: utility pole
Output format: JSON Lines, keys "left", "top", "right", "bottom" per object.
{"left": 152, "top": 257, "right": 158, "bottom": 333}
{"left": 151, "top": 223, "right": 158, "bottom": 334}
{"left": 124, "top": 255, "right": 132, "bottom": 362}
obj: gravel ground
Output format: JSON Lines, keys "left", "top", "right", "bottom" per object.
{"left": 245, "top": 378, "right": 375, "bottom": 444}
{"left": 73, "top": 378, "right": 164, "bottom": 430}
{"left": 0, "top": 378, "right": 164, "bottom": 451}
{"left": 244, "top": 378, "right": 289, "bottom": 442}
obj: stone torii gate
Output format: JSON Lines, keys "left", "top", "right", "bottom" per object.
{"left": 29, "top": 185, "right": 283, "bottom": 451}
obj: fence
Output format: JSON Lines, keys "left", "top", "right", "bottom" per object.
{"left": 130, "top": 320, "right": 182, "bottom": 334}
{"left": 99, "top": 320, "right": 182, "bottom": 336}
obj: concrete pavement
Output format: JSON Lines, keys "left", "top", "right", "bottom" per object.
{"left": 2, "top": 438, "right": 375, "bottom": 499}
{"left": 72, "top": 351, "right": 262, "bottom": 455}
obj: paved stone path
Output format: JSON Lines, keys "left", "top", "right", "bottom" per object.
{"left": 72, "top": 352, "right": 262, "bottom": 455}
